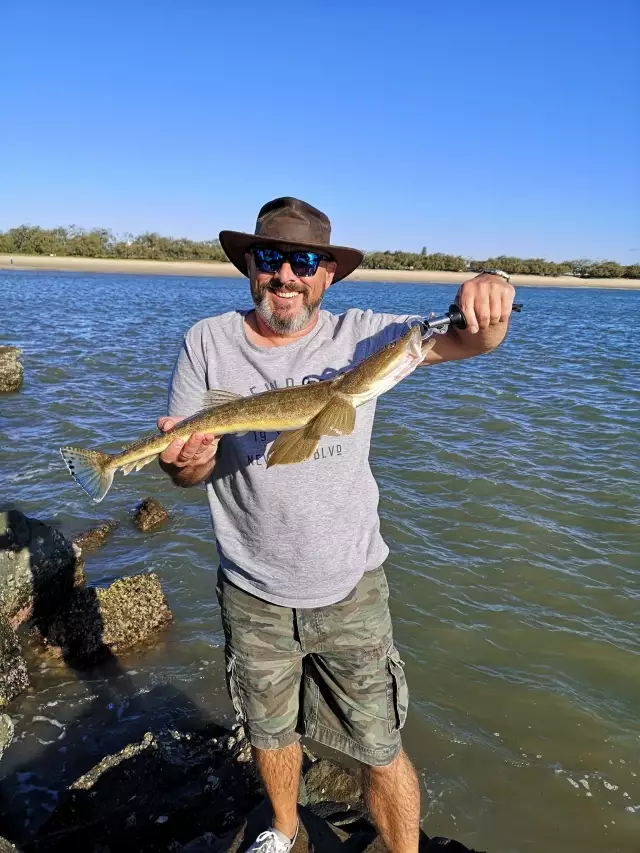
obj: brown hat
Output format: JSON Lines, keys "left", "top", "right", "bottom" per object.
{"left": 219, "top": 197, "right": 364, "bottom": 283}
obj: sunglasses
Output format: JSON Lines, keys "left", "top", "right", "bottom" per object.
{"left": 251, "top": 246, "right": 331, "bottom": 278}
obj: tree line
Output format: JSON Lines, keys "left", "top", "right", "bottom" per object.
{"left": 1, "top": 225, "right": 638, "bottom": 279}
{"left": 0, "top": 225, "right": 227, "bottom": 262}
{"left": 360, "top": 248, "right": 639, "bottom": 279}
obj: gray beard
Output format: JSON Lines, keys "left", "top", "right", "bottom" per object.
{"left": 254, "top": 289, "right": 323, "bottom": 334}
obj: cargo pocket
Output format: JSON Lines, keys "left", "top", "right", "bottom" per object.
{"left": 386, "top": 646, "right": 409, "bottom": 733}
{"left": 226, "top": 654, "right": 247, "bottom": 723}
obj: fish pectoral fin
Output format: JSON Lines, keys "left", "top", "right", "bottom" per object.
{"left": 266, "top": 429, "right": 320, "bottom": 468}
{"left": 306, "top": 396, "right": 356, "bottom": 438}
{"left": 120, "top": 454, "right": 158, "bottom": 475}
{"left": 202, "top": 389, "right": 244, "bottom": 409}
{"left": 133, "top": 454, "right": 158, "bottom": 472}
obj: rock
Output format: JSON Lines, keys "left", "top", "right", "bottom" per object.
{"left": 32, "top": 727, "right": 262, "bottom": 853}
{"left": 29, "top": 727, "right": 483, "bottom": 853}
{"left": 0, "top": 510, "right": 79, "bottom": 626}
{"left": 301, "top": 744, "right": 317, "bottom": 764}
{"left": 72, "top": 521, "right": 118, "bottom": 553}
{"left": 303, "top": 758, "right": 363, "bottom": 807}
{"left": 0, "top": 347, "right": 23, "bottom": 393}
{"left": 133, "top": 499, "right": 169, "bottom": 533}
{"left": 71, "top": 732, "right": 156, "bottom": 790}
{"left": 0, "top": 713, "right": 14, "bottom": 759}
{"left": 39, "top": 573, "right": 173, "bottom": 664}
{"left": 0, "top": 837, "right": 20, "bottom": 852}
{"left": 420, "top": 840, "right": 484, "bottom": 852}
{"left": 235, "top": 744, "right": 251, "bottom": 763}
{"left": 71, "top": 544, "right": 86, "bottom": 586}
{"left": 180, "top": 832, "right": 221, "bottom": 852}
{"left": 222, "top": 801, "right": 348, "bottom": 853}
{"left": 0, "top": 618, "right": 29, "bottom": 706}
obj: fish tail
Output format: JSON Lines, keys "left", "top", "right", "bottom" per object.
{"left": 60, "top": 446, "right": 115, "bottom": 503}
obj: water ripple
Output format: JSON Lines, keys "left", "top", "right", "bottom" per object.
{"left": 0, "top": 274, "right": 638, "bottom": 852}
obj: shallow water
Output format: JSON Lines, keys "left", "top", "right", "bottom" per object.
{"left": 0, "top": 271, "right": 638, "bottom": 851}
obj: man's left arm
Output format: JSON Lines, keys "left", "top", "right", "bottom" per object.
{"left": 422, "top": 273, "right": 516, "bottom": 365}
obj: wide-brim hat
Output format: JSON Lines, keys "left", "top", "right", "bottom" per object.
{"left": 219, "top": 197, "right": 363, "bottom": 283}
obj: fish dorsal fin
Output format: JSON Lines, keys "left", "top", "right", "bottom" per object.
{"left": 266, "top": 429, "right": 320, "bottom": 468}
{"left": 202, "top": 389, "right": 244, "bottom": 409}
{"left": 305, "top": 396, "right": 356, "bottom": 438}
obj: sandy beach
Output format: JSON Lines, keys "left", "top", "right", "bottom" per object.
{"left": 1, "top": 253, "right": 638, "bottom": 289}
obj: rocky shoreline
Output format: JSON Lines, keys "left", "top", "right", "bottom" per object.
{"left": 0, "top": 508, "right": 483, "bottom": 852}
{"left": 3, "top": 720, "right": 484, "bottom": 852}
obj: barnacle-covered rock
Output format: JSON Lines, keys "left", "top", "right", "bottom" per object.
{"left": 41, "top": 573, "right": 173, "bottom": 664}
{"left": 0, "top": 346, "right": 23, "bottom": 393}
{"left": 134, "top": 498, "right": 169, "bottom": 533}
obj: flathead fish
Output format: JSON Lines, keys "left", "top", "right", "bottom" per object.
{"left": 60, "top": 324, "right": 434, "bottom": 502}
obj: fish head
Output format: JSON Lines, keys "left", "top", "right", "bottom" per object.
{"left": 375, "top": 323, "right": 424, "bottom": 370}
{"left": 339, "top": 323, "right": 428, "bottom": 402}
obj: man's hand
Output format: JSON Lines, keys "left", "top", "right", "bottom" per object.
{"left": 424, "top": 273, "right": 516, "bottom": 365}
{"left": 157, "top": 416, "right": 220, "bottom": 487}
{"left": 454, "top": 272, "right": 515, "bottom": 336}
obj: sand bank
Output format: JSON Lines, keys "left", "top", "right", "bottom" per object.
{"left": 1, "top": 254, "right": 638, "bottom": 289}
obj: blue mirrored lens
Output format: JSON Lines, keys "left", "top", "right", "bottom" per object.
{"left": 290, "top": 252, "right": 320, "bottom": 276}
{"left": 253, "top": 248, "right": 285, "bottom": 271}
{"left": 252, "top": 247, "right": 327, "bottom": 276}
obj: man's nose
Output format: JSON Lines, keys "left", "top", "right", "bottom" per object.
{"left": 275, "top": 262, "right": 297, "bottom": 285}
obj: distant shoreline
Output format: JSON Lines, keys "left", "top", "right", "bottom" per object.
{"left": 1, "top": 254, "right": 638, "bottom": 289}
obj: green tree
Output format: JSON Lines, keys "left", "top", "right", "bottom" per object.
{"left": 584, "top": 261, "right": 624, "bottom": 278}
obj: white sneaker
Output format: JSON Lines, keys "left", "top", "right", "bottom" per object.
{"left": 247, "top": 821, "right": 298, "bottom": 852}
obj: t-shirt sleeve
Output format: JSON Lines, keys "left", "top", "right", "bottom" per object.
{"left": 167, "top": 327, "right": 208, "bottom": 418}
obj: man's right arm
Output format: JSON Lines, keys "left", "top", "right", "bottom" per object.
{"left": 157, "top": 416, "right": 220, "bottom": 488}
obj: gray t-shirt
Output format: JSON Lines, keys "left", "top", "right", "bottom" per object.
{"left": 168, "top": 307, "right": 420, "bottom": 608}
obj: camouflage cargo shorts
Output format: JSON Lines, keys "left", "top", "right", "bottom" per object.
{"left": 215, "top": 565, "right": 409, "bottom": 767}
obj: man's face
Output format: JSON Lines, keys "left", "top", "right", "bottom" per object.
{"left": 247, "top": 248, "right": 336, "bottom": 334}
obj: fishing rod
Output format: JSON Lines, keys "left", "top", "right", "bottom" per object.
{"left": 421, "top": 302, "right": 523, "bottom": 334}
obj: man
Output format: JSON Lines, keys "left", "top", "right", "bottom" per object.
{"left": 158, "top": 198, "right": 515, "bottom": 853}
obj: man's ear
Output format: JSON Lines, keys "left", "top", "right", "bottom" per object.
{"left": 245, "top": 251, "right": 254, "bottom": 275}
{"left": 324, "top": 260, "right": 337, "bottom": 289}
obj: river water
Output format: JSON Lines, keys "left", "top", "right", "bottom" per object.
{"left": 0, "top": 271, "right": 638, "bottom": 852}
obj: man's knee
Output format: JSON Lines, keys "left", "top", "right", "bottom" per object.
{"left": 362, "top": 747, "right": 406, "bottom": 779}
{"left": 253, "top": 740, "right": 303, "bottom": 768}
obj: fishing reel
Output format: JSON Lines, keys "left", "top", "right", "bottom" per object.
{"left": 420, "top": 302, "right": 523, "bottom": 335}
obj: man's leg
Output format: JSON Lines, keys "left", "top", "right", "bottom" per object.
{"left": 362, "top": 748, "right": 421, "bottom": 853}
{"left": 253, "top": 742, "right": 302, "bottom": 841}
{"left": 216, "top": 570, "right": 303, "bottom": 844}
{"left": 302, "top": 567, "right": 417, "bottom": 848}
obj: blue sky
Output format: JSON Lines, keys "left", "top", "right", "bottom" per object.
{"left": 1, "top": 0, "right": 638, "bottom": 262}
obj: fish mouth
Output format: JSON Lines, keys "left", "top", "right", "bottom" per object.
{"left": 409, "top": 325, "right": 424, "bottom": 358}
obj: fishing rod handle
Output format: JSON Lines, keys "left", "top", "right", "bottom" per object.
{"left": 448, "top": 302, "right": 523, "bottom": 330}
